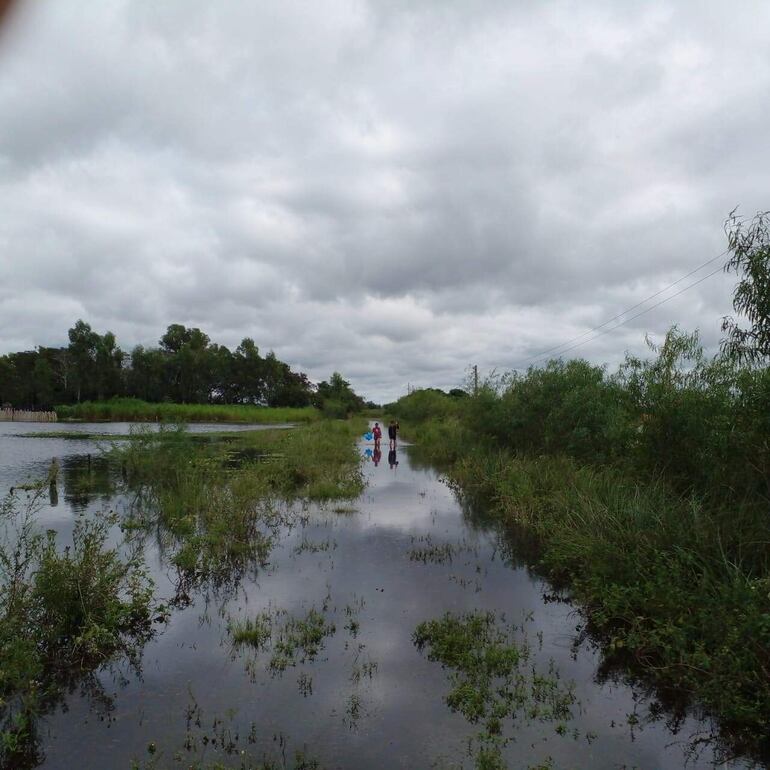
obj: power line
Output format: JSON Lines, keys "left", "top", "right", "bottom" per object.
{"left": 519, "top": 262, "right": 725, "bottom": 368}
{"left": 517, "top": 248, "right": 729, "bottom": 366}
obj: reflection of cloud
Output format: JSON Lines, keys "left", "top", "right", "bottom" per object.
{"left": 1, "top": 1, "right": 768, "bottom": 401}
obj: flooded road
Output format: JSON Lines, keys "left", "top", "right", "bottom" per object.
{"left": 0, "top": 425, "right": 756, "bottom": 769}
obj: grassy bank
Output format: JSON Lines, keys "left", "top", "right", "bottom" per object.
{"left": 56, "top": 398, "right": 321, "bottom": 424}
{"left": 390, "top": 352, "right": 770, "bottom": 761}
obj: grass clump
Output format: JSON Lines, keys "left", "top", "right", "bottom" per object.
{"left": 414, "top": 611, "right": 576, "bottom": 769}
{"left": 230, "top": 606, "right": 336, "bottom": 675}
{"left": 0, "top": 489, "right": 162, "bottom": 768}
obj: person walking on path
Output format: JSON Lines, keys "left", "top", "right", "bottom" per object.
{"left": 372, "top": 422, "right": 382, "bottom": 449}
{"left": 388, "top": 420, "right": 399, "bottom": 449}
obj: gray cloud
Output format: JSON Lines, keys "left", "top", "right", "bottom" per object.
{"left": 1, "top": 0, "right": 768, "bottom": 403}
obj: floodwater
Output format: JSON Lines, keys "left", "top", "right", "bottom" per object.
{"left": 0, "top": 423, "right": 759, "bottom": 770}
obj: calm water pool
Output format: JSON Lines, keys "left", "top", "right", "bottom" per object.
{"left": 0, "top": 423, "right": 757, "bottom": 769}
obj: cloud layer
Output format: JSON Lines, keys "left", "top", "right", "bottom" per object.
{"left": 1, "top": 1, "right": 768, "bottom": 402}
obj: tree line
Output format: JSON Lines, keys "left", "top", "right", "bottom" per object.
{"left": 0, "top": 321, "right": 368, "bottom": 412}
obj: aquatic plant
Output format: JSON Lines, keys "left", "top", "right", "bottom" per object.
{"left": 0, "top": 488, "right": 163, "bottom": 768}
{"left": 230, "top": 606, "right": 336, "bottom": 675}
{"left": 114, "top": 420, "right": 365, "bottom": 592}
{"left": 414, "top": 611, "right": 576, "bottom": 769}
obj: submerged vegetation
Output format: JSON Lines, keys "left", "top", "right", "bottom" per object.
{"left": 229, "top": 606, "right": 337, "bottom": 675}
{"left": 391, "top": 212, "right": 770, "bottom": 760}
{"left": 414, "top": 611, "right": 577, "bottom": 769}
{"left": 131, "top": 700, "right": 324, "bottom": 770}
{"left": 0, "top": 417, "right": 366, "bottom": 767}
{"left": 116, "top": 420, "right": 366, "bottom": 591}
{"left": 0, "top": 488, "right": 163, "bottom": 768}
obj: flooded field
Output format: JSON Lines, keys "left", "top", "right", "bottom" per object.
{"left": 0, "top": 423, "right": 758, "bottom": 769}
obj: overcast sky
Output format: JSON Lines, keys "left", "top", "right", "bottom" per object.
{"left": 1, "top": 1, "right": 768, "bottom": 403}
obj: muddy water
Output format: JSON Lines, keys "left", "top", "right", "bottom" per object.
{"left": 0, "top": 426, "right": 756, "bottom": 769}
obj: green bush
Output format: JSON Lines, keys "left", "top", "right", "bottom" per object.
{"left": 0, "top": 492, "right": 159, "bottom": 765}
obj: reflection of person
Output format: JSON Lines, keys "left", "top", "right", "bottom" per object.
{"left": 373, "top": 447, "right": 382, "bottom": 466}
{"left": 388, "top": 448, "right": 398, "bottom": 469}
{"left": 372, "top": 422, "right": 382, "bottom": 449}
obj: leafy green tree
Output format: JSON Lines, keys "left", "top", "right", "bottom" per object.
{"left": 0, "top": 355, "right": 20, "bottom": 406}
{"left": 126, "top": 346, "right": 167, "bottom": 402}
{"left": 721, "top": 209, "right": 770, "bottom": 364}
{"left": 94, "top": 331, "right": 124, "bottom": 401}
{"left": 31, "top": 355, "right": 56, "bottom": 408}
{"left": 262, "top": 352, "right": 314, "bottom": 407}
{"left": 159, "top": 323, "right": 193, "bottom": 354}
{"left": 315, "top": 372, "right": 365, "bottom": 416}
{"left": 67, "top": 320, "right": 100, "bottom": 402}
{"left": 233, "top": 338, "right": 265, "bottom": 403}
{"left": 7, "top": 350, "right": 41, "bottom": 408}
{"left": 208, "top": 344, "right": 236, "bottom": 403}
{"left": 159, "top": 325, "right": 212, "bottom": 402}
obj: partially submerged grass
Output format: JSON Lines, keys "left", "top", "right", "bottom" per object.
{"left": 114, "top": 420, "right": 365, "bottom": 591}
{"left": 409, "top": 541, "right": 456, "bottom": 564}
{"left": 229, "top": 606, "right": 336, "bottom": 675}
{"left": 0, "top": 488, "right": 163, "bottom": 768}
{"left": 414, "top": 610, "right": 577, "bottom": 769}
{"left": 57, "top": 397, "right": 321, "bottom": 424}
{"left": 445, "top": 450, "right": 770, "bottom": 758}
{"left": 14, "top": 431, "right": 123, "bottom": 440}
{"left": 131, "top": 702, "right": 322, "bottom": 769}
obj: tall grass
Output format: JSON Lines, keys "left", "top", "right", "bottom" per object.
{"left": 390, "top": 330, "right": 770, "bottom": 759}
{"left": 57, "top": 397, "right": 321, "bottom": 424}
{"left": 447, "top": 452, "right": 770, "bottom": 754}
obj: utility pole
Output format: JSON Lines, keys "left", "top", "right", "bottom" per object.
{"left": 473, "top": 365, "right": 478, "bottom": 395}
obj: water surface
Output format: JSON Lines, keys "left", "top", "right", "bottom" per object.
{"left": 0, "top": 424, "right": 756, "bottom": 769}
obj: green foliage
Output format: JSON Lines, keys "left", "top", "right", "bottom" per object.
{"left": 442, "top": 450, "right": 770, "bottom": 756}
{"left": 414, "top": 611, "right": 576, "bottom": 769}
{"left": 57, "top": 397, "right": 320, "bottom": 424}
{"left": 0, "top": 490, "right": 160, "bottom": 766}
{"left": 114, "top": 420, "right": 365, "bottom": 590}
{"left": 386, "top": 388, "right": 460, "bottom": 424}
{"left": 3, "top": 320, "right": 351, "bottom": 411}
{"left": 230, "top": 606, "right": 336, "bottom": 675}
{"left": 315, "top": 372, "right": 365, "bottom": 416}
{"left": 391, "top": 320, "right": 770, "bottom": 755}
{"left": 721, "top": 209, "right": 770, "bottom": 364}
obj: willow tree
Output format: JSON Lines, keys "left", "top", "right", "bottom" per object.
{"left": 721, "top": 209, "right": 770, "bottom": 364}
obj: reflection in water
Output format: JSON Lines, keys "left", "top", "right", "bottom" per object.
{"left": 0, "top": 492, "right": 162, "bottom": 770}
{"left": 0, "top": 428, "right": 763, "bottom": 769}
{"left": 61, "top": 454, "right": 115, "bottom": 510}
